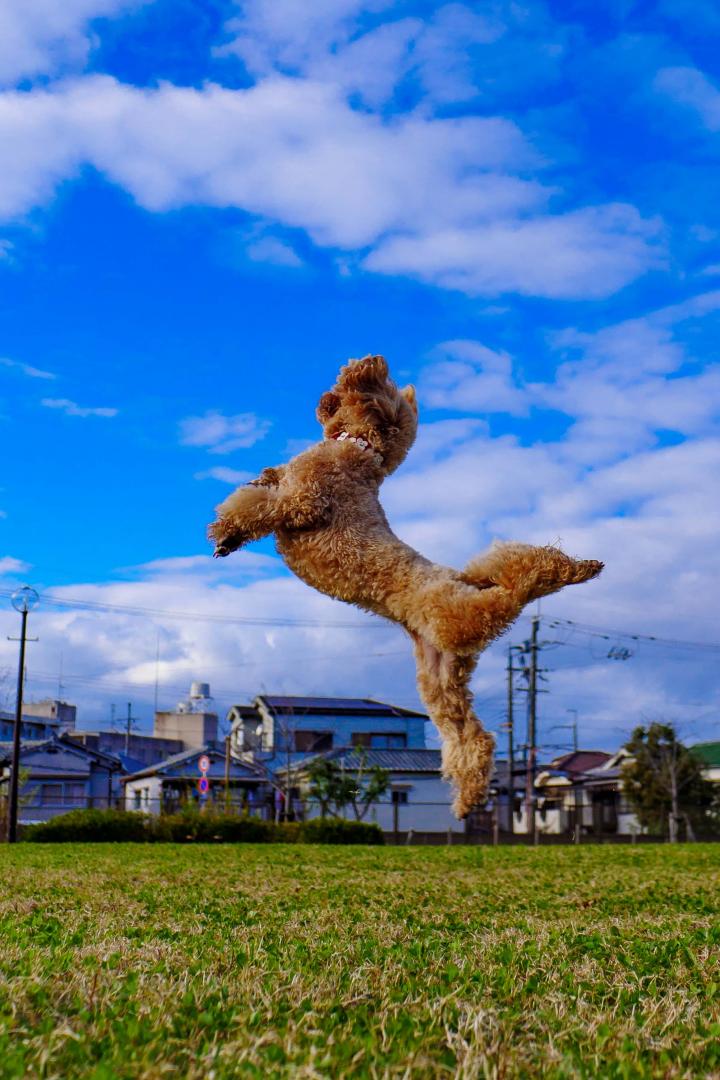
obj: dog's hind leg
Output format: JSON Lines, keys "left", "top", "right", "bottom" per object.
{"left": 411, "top": 633, "right": 494, "bottom": 819}
{"left": 415, "top": 544, "right": 602, "bottom": 656}
{"left": 461, "top": 542, "right": 603, "bottom": 604}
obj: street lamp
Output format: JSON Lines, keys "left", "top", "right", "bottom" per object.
{"left": 7, "top": 586, "right": 39, "bottom": 843}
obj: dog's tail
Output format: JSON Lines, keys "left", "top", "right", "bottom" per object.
{"left": 412, "top": 636, "right": 494, "bottom": 820}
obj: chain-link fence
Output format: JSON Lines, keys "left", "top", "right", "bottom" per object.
{"left": 3, "top": 792, "right": 719, "bottom": 844}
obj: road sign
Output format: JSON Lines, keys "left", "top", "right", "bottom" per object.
{"left": 198, "top": 775, "right": 210, "bottom": 795}
{"left": 198, "top": 755, "right": 210, "bottom": 773}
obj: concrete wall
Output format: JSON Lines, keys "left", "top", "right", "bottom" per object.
{"left": 153, "top": 711, "right": 218, "bottom": 746}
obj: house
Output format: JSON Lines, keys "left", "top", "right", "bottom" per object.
{"left": 227, "top": 695, "right": 429, "bottom": 771}
{"left": 0, "top": 735, "right": 122, "bottom": 824}
{"left": 284, "top": 747, "right": 467, "bottom": 839}
{"left": 0, "top": 699, "right": 76, "bottom": 742}
{"left": 122, "top": 746, "right": 265, "bottom": 815}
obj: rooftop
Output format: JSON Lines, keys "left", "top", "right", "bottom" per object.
{"left": 255, "top": 695, "right": 428, "bottom": 718}
{"left": 289, "top": 747, "right": 442, "bottom": 773}
{"left": 690, "top": 741, "right": 720, "bottom": 767}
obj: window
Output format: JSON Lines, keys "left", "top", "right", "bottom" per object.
{"left": 40, "top": 784, "right": 63, "bottom": 806}
{"left": 352, "top": 733, "right": 407, "bottom": 749}
{"left": 391, "top": 790, "right": 408, "bottom": 805}
{"left": 293, "top": 731, "right": 333, "bottom": 752}
{"left": 66, "top": 783, "right": 85, "bottom": 806}
{"left": 133, "top": 790, "right": 142, "bottom": 810}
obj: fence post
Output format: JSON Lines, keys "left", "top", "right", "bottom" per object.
{"left": 492, "top": 806, "right": 499, "bottom": 846}
{"left": 405, "top": 828, "right": 414, "bottom": 845}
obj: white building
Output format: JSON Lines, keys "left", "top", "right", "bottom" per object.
{"left": 287, "top": 747, "right": 465, "bottom": 839}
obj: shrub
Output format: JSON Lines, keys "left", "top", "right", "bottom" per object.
{"left": 24, "top": 809, "right": 149, "bottom": 843}
{"left": 23, "top": 808, "right": 384, "bottom": 844}
{"left": 150, "top": 808, "right": 275, "bottom": 843}
{"left": 297, "top": 818, "right": 384, "bottom": 845}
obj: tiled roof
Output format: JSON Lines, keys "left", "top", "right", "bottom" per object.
{"left": 290, "top": 747, "right": 442, "bottom": 774}
{"left": 122, "top": 745, "right": 262, "bottom": 782}
{"left": 550, "top": 750, "right": 612, "bottom": 775}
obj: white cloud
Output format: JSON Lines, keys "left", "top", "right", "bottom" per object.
{"left": 0, "top": 555, "right": 30, "bottom": 575}
{"left": 0, "top": 356, "right": 55, "bottom": 379}
{"left": 420, "top": 340, "right": 527, "bottom": 414}
{"left": 0, "top": 74, "right": 659, "bottom": 300}
{"left": 364, "top": 204, "right": 663, "bottom": 299}
{"left": 194, "top": 467, "right": 255, "bottom": 484}
{"left": 41, "top": 397, "right": 118, "bottom": 417}
{"left": 0, "top": 0, "right": 149, "bottom": 86}
{"left": 655, "top": 65, "right": 720, "bottom": 130}
{"left": 179, "top": 410, "right": 270, "bottom": 454}
{"left": 416, "top": 291, "right": 720, "bottom": 466}
{"left": 245, "top": 235, "right": 303, "bottom": 267}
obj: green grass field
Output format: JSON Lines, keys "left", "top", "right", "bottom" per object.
{"left": 0, "top": 844, "right": 718, "bottom": 1078}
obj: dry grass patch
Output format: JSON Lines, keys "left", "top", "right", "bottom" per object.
{"left": 0, "top": 844, "right": 718, "bottom": 1077}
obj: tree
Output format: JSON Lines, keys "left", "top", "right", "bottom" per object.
{"left": 622, "top": 722, "right": 715, "bottom": 840}
{"left": 305, "top": 752, "right": 389, "bottom": 820}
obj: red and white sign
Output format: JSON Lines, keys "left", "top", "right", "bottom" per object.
{"left": 198, "top": 754, "right": 210, "bottom": 773}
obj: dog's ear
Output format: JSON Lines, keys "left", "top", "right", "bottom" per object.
{"left": 401, "top": 384, "right": 418, "bottom": 414}
{"left": 317, "top": 391, "right": 341, "bottom": 424}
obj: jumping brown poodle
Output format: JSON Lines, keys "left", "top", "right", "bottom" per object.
{"left": 209, "top": 355, "right": 602, "bottom": 818}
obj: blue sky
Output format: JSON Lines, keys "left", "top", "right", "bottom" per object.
{"left": 1, "top": 0, "right": 719, "bottom": 749}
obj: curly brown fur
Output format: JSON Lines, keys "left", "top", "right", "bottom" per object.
{"left": 209, "top": 355, "right": 603, "bottom": 817}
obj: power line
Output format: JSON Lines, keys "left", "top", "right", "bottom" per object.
{"left": 2, "top": 586, "right": 715, "bottom": 651}
{"left": 541, "top": 615, "right": 720, "bottom": 653}
{"left": 0, "top": 588, "right": 393, "bottom": 631}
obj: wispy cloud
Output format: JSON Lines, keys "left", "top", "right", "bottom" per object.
{"left": 180, "top": 411, "right": 270, "bottom": 454}
{"left": 41, "top": 397, "right": 118, "bottom": 417}
{"left": 245, "top": 235, "right": 303, "bottom": 267}
{"left": 194, "top": 467, "right": 254, "bottom": 484}
{"left": 0, "top": 555, "right": 31, "bottom": 575}
{"left": 1, "top": 357, "right": 56, "bottom": 379}
{"left": 655, "top": 66, "right": 720, "bottom": 130}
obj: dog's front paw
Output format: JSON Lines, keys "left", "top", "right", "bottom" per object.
{"left": 208, "top": 518, "right": 245, "bottom": 556}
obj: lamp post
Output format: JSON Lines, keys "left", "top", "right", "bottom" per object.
{"left": 7, "top": 586, "right": 39, "bottom": 843}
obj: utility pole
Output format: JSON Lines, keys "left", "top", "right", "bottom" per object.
{"left": 224, "top": 734, "right": 231, "bottom": 815}
{"left": 125, "top": 702, "right": 135, "bottom": 755}
{"left": 525, "top": 616, "right": 539, "bottom": 846}
{"left": 7, "top": 586, "right": 39, "bottom": 844}
{"left": 502, "top": 644, "right": 523, "bottom": 836}
{"left": 567, "top": 709, "right": 579, "bottom": 753}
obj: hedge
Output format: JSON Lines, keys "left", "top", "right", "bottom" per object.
{"left": 23, "top": 808, "right": 384, "bottom": 845}
{"left": 23, "top": 808, "right": 149, "bottom": 843}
